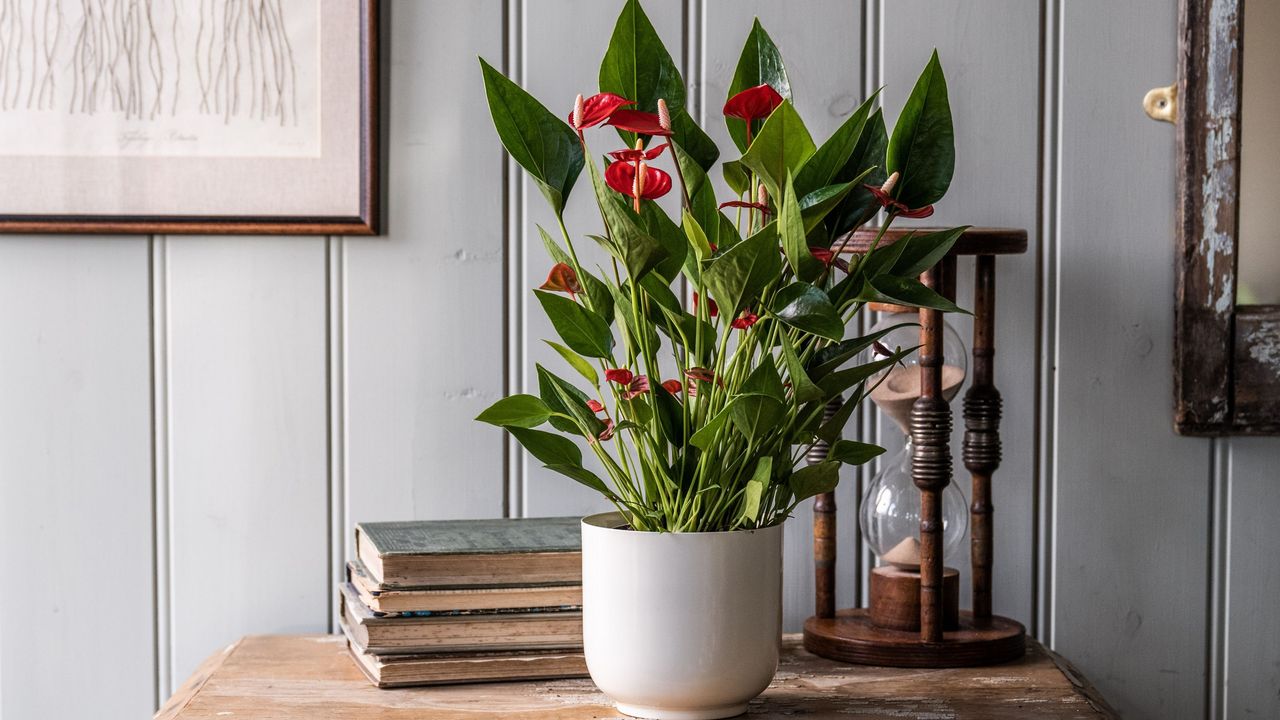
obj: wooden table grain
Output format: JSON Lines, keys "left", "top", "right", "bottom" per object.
{"left": 156, "top": 634, "right": 1117, "bottom": 719}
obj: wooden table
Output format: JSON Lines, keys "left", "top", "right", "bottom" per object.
{"left": 157, "top": 634, "right": 1117, "bottom": 719}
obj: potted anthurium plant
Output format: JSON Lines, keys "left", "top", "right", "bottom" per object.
{"left": 477, "top": 2, "right": 961, "bottom": 717}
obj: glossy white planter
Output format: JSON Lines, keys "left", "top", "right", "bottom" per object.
{"left": 581, "top": 513, "right": 783, "bottom": 720}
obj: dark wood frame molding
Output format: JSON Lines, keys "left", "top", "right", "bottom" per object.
{"left": 0, "top": 1, "right": 380, "bottom": 236}
{"left": 1175, "top": 0, "right": 1280, "bottom": 435}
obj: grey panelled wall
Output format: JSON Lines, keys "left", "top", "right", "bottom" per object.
{"left": 0, "top": 1, "right": 1277, "bottom": 719}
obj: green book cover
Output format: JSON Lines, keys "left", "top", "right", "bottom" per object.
{"left": 357, "top": 517, "right": 581, "bottom": 557}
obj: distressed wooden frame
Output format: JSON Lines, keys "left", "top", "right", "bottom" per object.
{"left": 1175, "top": 0, "right": 1280, "bottom": 435}
{"left": 0, "top": 1, "right": 380, "bottom": 237}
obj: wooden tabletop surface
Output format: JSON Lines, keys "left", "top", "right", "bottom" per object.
{"left": 156, "top": 634, "right": 1117, "bottom": 719}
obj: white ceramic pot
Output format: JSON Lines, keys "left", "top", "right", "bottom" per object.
{"left": 581, "top": 512, "right": 783, "bottom": 720}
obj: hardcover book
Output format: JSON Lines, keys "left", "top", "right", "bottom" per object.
{"left": 345, "top": 642, "right": 589, "bottom": 687}
{"left": 348, "top": 561, "right": 582, "bottom": 615}
{"left": 354, "top": 516, "right": 582, "bottom": 588}
{"left": 340, "top": 583, "right": 583, "bottom": 654}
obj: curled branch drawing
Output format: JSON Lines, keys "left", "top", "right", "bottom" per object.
{"left": 0, "top": 0, "right": 304, "bottom": 124}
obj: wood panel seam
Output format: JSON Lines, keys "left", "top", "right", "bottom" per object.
{"left": 503, "top": 0, "right": 527, "bottom": 519}
{"left": 1205, "top": 438, "right": 1230, "bottom": 720}
{"left": 1033, "top": 0, "right": 1063, "bottom": 647}
{"left": 150, "top": 234, "right": 174, "bottom": 707}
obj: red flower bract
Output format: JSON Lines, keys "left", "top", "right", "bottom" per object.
{"left": 723, "top": 84, "right": 784, "bottom": 123}
{"left": 864, "top": 184, "right": 935, "bottom": 219}
{"left": 586, "top": 399, "right": 605, "bottom": 413}
{"left": 570, "top": 93, "right": 633, "bottom": 129}
{"left": 605, "top": 161, "right": 672, "bottom": 201}
{"left": 809, "top": 246, "right": 850, "bottom": 273}
{"left": 684, "top": 367, "right": 723, "bottom": 387}
{"left": 608, "top": 143, "right": 669, "bottom": 163}
{"left": 731, "top": 310, "right": 759, "bottom": 330}
{"left": 661, "top": 379, "right": 683, "bottom": 395}
{"left": 622, "top": 375, "right": 651, "bottom": 400}
{"left": 607, "top": 109, "right": 674, "bottom": 136}
{"left": 538, "top": 262, "right": 582, "bottom": 298}
{"left": 605, "top": 368, "right": 635, "bottom": 386}
{"left": 596, "top": 419, "right": 616, "bottom": 442}
{"left": 693, "top": 292, "right": 718, "bottom": 318}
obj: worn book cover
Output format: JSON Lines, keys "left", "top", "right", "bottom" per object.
{"left": 344, "top": 640, "right": 589, "bottom": 688}
{"left": 340, "top": 583, "right": 583, "bottom": 654}
{"left": 354, "top": 516, "right": 582, "bottom": 588}
{"left": 348, "top": 561, "right": 582, "bottom": 615}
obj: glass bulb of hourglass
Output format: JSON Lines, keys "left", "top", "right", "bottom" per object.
{"left": 859, "top": 443, "right": 969, "bottom": 567}
{"left": 864, "top": 312, "right": 968, "bottom": 434}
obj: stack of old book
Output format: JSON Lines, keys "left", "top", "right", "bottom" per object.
{"left": 340, "top": 516, "right": 587, "bottom": 687}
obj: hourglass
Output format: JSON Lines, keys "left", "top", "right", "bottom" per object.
{"left": 804, "top": 227, "right": 1028, "bottom": 667}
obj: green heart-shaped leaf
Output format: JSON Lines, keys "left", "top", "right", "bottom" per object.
{"left": 739, "top": 101, "right": 816, "bottom": 202}
{"left": 475, "top": 394, "right": 552, "bottom": 428}
{"left": 789, "top": 460, "right": 840, "bottom": 502}
{"left": 887, "top": 50, "right": 954, "bottom": 209}
{"left": 771, "top": 282, "right": 845, "bottom": 342}
{"left": 829, "top": 439, "right": 886, "bottom": 466}
{"left": 703, "top": 222, "right": 782, "bottom": 317}
{"left": 509, "top": 426, "right": 583, "bottom": 466}
{"left": 726, "top": 19, "right": 792, "bottom": 152}
{"left": 479, "top": 58, "right": 583, "bottom": 215}
{"left": 534, "top": 290, "right": 614, "bottom": 359}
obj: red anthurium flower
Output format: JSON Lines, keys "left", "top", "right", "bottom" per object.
{"left": 809, "top": 246, "right": 850, "bottom": 273}
{"left": 622, "top": 375, "right": 651, "bottom": 400}
{"left": 863, "top": 172, "right": 935, "bottom": 219}
{"left": 684, "top": 367, "right": 724, "bottom": 387}
{"left": 586, "top": 399, "right": 605, "bottom": 413}
{"left": 718, "top": 200, "right": 772, "bottom": 215}
{"left": 605, "top": 161, "right": 673, "bottom": 205}
{"left": 596, "top": 419, "right": 616, "bottom": 442}
{"left": 692, "top": 292, "right": 718, "bottom": 318}
{"left": 605, "top": 368, "right": 635, "bottom": 386}
{"left": 608, "top": 143, "right": 669, "bottom": 163}
{"left": 661, "top": 379, "right": 683, "bottom": 395}
{"left": 538, "top": 262, "right": 582, "bottom": 299}
{"left": 723, "top": 84, "right": 784, "bottom": 124}
{"left": 607, "top": 109, "right": 674, "bottom": 137}
{"left": 570, "top": 93, "right": 633, "bottom": 130}
{"left": 731, "top": 310, "right": 759, "bottom": 330}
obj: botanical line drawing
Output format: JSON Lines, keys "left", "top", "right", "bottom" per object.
{"left": 0, "top": 0, "right": 303, "bottom": 125}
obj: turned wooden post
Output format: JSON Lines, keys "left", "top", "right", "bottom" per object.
{"left": 810, "top": 397, "right": 843, "bottom": 619}
{"left": 911, "top": 262, "right": 953, "bottom": 643}
{"left": 964, "top": 256, "right": 1000, "bottom": 623}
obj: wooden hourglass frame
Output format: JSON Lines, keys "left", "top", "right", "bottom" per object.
{"left": 803, "top": 227, "right": 1028, "bottom": 667}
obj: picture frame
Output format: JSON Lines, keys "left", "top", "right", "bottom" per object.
{"left": 0, "top": 0, "right": 379, "bottom": 235}
{"left": 1174, "top": 0, "right": 1280, "bottom": 435}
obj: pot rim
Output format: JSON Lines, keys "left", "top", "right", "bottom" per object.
{"left": 582, "top": 511, "right": 785, "bottom": 536}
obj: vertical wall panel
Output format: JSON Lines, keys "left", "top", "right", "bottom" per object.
{"left": 343, "top": 1, "right": 506, "bottom": 530}
{"left": 1224, "top": 438, "right": 1280, "bottom": 719}
{"left": 881, "top": 0, "right": 1041, "bottom": 626}
{"left": 704, "top": 0, "right": 863, "bottom": 631}
{"left": 520, "top": 0, "right": 685, "bottom": 518}
{"left": 0, "top": 238, "right": 155, "bottom": 719}
{"left": 1054, "top": 2, "right": 1210, "bottom": 717}
{"left": 164, "top": 237, "right": 330, "bottom": 684}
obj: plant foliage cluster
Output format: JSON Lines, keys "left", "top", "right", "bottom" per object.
{"left": 477, "top": 0, "right": 963, "bottom": 532}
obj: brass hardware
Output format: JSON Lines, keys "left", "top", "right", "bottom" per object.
{"left": 1144, "top": 84, "right": 1177, "bottom": 123}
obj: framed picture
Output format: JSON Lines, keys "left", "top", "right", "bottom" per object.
{"left": 0, "top": 0, "right": 378, "bottom": 235}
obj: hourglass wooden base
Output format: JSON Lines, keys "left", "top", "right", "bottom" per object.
{"left": 869, "top": 565, "right": 959, "bottom": 632}
{"left": 803, "top": 610, "right": 1026, "bottom": 668}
